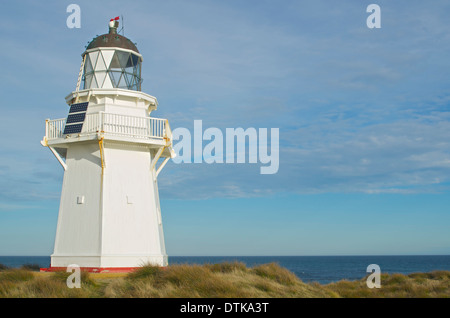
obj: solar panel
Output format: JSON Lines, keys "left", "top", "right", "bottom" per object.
{"left": 69, "top": 102, "right": 89, "bottom": 113}
{"left": 63, "top": 123, "right": 84, "bottom": 134}
{"left": 66, "top": 113, "right": 86, "bottom": 124}
{"left": 63, "top": 102, "right": 89, "bottom": 135}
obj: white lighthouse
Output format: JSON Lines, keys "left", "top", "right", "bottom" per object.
{"left": 40, "top": 19, "right": 175, "bottom": 272}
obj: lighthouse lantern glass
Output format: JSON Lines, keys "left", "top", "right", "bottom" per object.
{"left": 83, "top": 49, "right": 142, "bottom": 91}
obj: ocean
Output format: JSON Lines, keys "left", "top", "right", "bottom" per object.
{"left": 1, "top": 255, "right": 449, "bottom": 284}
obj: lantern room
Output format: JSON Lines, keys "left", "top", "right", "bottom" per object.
{"left": 82, "top": 18, "right": 142, "bottom": 91}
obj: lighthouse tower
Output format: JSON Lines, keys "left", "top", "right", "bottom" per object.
{"left": 40, "top": 19, "right": 175, "bottom": 271}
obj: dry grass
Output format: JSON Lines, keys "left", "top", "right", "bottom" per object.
{"left": 108, "top": 262, "right": 334, "bottom": 298}
{"left": 0, "top": 262, "right": 448, "bottom": 298}
{"left": 1, "top": 269, "right": 34, "bottom": 283}
{"left": 325, "top": 271, "right": 450, "bottom": 298}
{"left": 252, "top": 263, "right": 299, "bottom": 285}
{"left": 20, "top": 264, "right": 41, "bottom": 272}
{"left": 0, "top": 267, "right": 101, "bottom": 298}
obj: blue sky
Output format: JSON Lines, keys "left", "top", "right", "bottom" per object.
{"left": 0, "top": 0, "right": 449, "bottom": 256}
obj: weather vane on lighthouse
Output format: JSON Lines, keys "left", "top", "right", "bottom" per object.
{"left": 40, "top": 18, "right": 175, "bottom": 272}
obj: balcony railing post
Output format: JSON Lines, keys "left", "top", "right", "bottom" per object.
{"left": 45, "top": 119, "right": 49, "bottom": 139}
{"left": 163, "top": 120, "right": 167, "bottom": 138}
{"left": 100, "top": 111, "right": 104, "bottom": 133}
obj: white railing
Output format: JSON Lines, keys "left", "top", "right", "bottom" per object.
{"left": 45, "top": 112, "right": 171, "bottom": 142}
{"left": 46, "top": 118, "right": 66, "bottom": 140}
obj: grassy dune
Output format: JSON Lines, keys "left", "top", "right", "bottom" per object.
{"left": 326, "top": 271, "right": 450, "bottom": 298}
{"left": 0, "top": 262, "right": 449, "bottom": 298}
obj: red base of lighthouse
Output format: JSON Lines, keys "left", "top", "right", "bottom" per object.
{"left": 40, "top": 267, "right": 139, "bottom": 273}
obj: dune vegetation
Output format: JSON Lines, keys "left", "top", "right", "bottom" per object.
{"left": 0, "top": 262, "right": 448, "bottom": 298}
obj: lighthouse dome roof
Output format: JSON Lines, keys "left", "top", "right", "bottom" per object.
{"left": 85, "top": 20, "right": 139, "bottom": 54}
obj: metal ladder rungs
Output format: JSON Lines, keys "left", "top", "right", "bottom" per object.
{"left": 74, "top": 55, "right": 86, "bottom": 103}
